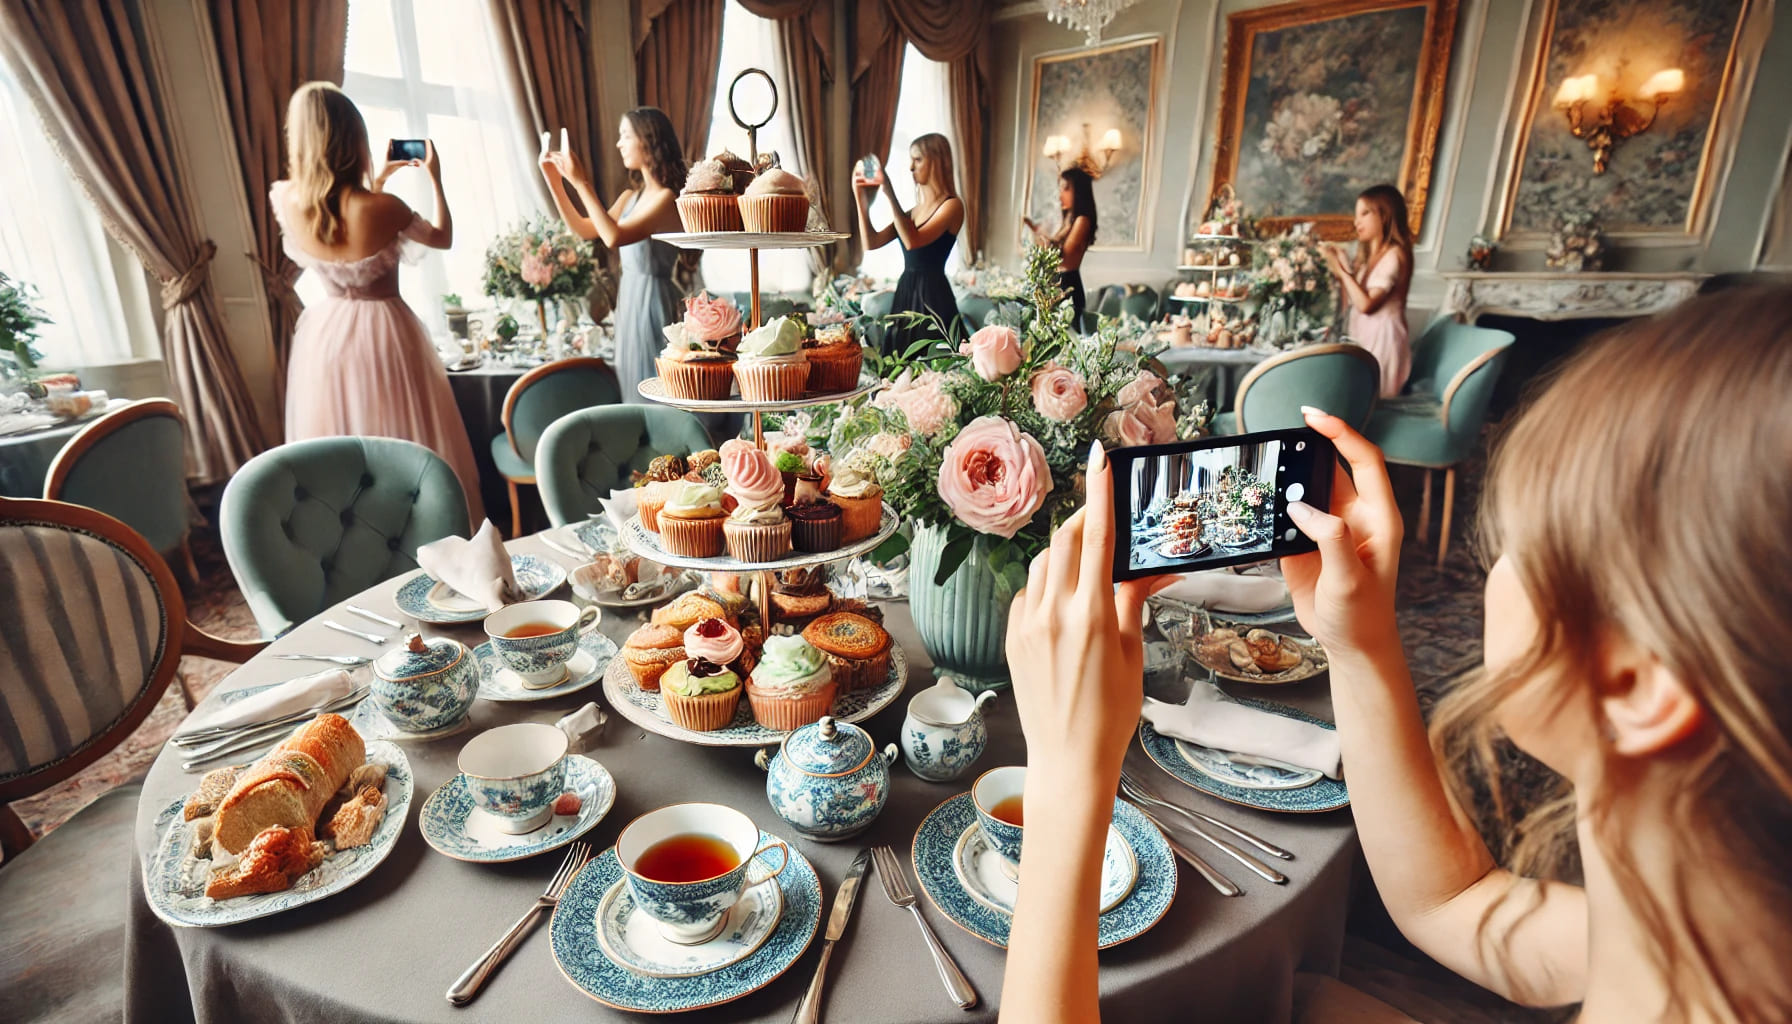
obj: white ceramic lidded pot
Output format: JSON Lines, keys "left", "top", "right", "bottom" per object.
{"left": 372, "top": 632, "right": 478, "bottom": 732}
{"left": 756, "top": 716, "right": 897, "bottom": 842}
{"left": 901, "top": 676, "right": 997, "bottom": 782}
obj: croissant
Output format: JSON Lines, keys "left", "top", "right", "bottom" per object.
{"left": 212, "top": 713, "right": 365, "bottom": 856}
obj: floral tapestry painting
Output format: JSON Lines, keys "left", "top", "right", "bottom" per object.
{"left": 1024, "top": 38, "right": 1162, "bottom": 250}
{"left": 1506, "top": 0, "right": 1746, "bottom": 234}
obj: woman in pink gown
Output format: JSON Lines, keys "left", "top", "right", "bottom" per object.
{"left": 1324, "top": 184, "right": 1414, "bottom": 397}
{"left": 273, "top": 82, "right": 482, "bottom": 522}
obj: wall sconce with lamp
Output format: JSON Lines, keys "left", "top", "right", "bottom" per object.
{"left": 1042, "top": 123, "right": 1124, "bottom": 177}
{"left": 1553, "top": 67, "right": 1684, "bottom": 174}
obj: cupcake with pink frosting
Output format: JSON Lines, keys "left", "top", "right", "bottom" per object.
{"left": 719, "top": 438, "right": 792, "bottom": 562}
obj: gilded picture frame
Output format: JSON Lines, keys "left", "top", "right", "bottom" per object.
{"left": 1210, "top": 0, "right": 1458, "bottom": 241}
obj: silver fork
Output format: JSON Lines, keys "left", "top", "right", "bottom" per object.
{"left": 446, "top": 841, "right": 592, "bottom": 1005}
{"left": 870, "top": 845, "right": 977, "bottom": 1010}
{"left": 1118, "top": 768, "right": 1293, "bottom": 860}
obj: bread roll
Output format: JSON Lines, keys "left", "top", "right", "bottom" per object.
{"left": 212, "top": 714, "right": 365, "bottom": 855}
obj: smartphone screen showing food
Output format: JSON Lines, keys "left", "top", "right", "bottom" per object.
{"left": 387, "top": 139, "right": 428, "bottom": 162}
{"left": 1109, "top": 427, "right": 1334, "bottom": 580}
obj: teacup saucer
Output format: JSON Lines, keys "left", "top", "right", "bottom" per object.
{"left": 1139, "top": 711, "right": 1350, "bottom": 814}
{"left": 348, "top": 701, "right": 471, "bottom": 743}
{"left": 419, "top": 754, "right": 615, "bottom": 863}
{"left": 475, "top": 632, "right": 617, "bottom": 703}
{"left": 595, "top": 878, "right": 783, "bottom": 979}
{"left": 951, "top": 822, "right": 1137, "bottom": 916}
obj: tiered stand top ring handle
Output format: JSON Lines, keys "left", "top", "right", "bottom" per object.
{"left": 729, "top": 67, "right": 778, "bottom": 167}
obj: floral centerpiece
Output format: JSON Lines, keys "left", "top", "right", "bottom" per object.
{"left": 1250, "top": 222, "right": 1336, "bottom": 346}
{"left": 1545, "top": 209, "right": 1604, "bottom": 272}
{"left": 0, "top": 271, "right": 50, "bottom": 391}
{"left": 482, "top": 215, "right": 600, "bottom": 337}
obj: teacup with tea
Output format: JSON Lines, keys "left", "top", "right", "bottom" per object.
{"left": 971, "top": 765, "right": 1028, "bottom": 879}
{"left": 483, "top": 599, "right": 600, "bottom": 688}
{"left": 616, "top": 803, "right": 789, "bottom": 944}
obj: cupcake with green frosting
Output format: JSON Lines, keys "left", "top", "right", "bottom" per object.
{"left": 657, "top": 481, "right": 726, "bottom": 558}
{"left": 746, "top": 634, "right": 837, "bottom": 731}
{"left": 732, "top": 316, "right": 810, "bottom": 402}
{"left": 660, "top": 651, "right": 743, "bottom": 732}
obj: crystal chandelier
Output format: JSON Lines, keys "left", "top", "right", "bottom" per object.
{"left": 1045, "top": 0, "right": 1138, "bottom": 47}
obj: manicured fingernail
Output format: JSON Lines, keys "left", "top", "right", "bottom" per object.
{"left": 1287, "top": 501, "right": 1315, "bottom": 522}
{"left": 1088, "top": 439, "right": 1106, "bottom": 472}
{"left": 1300, "top": 406, "right": 1328, "bottom": 419}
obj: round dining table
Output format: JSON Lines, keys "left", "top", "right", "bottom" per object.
{"left": 0, "top": 399, "right": 124, "bottom": 497}
{"left": 1156, "top": 346, "right": 1276, "bottom": 411}
{"left": 126, "top": 530, "right": 1358, "bottom": 1023}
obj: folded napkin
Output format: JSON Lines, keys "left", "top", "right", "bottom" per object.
{"left": 416, "top": 520, "right": 518, "bottom": 612}
{"left": 1156, "top": 569, "right": 1288, "bottom": 614}
{"left": 598, "top": 488, "right": 639, "bottom": 531}
{"left": 186, "top": 669, "right": 353, "bottom": 732}
{"left": 556, "top": 702, "right": 608, "bottom": 752}
{"left": 1142, "top": 683, "right": 1341, "bottom": 779}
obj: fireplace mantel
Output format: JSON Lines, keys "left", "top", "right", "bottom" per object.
{"left": 1439, "top": 272, "right": 1708, "bottom": 323}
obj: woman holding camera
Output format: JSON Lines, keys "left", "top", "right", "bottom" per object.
{"left": 854, "top": 133, "right": 964, "bottom": 350}
{"left": 1023, "top": 167, "right": 1098, "bottom": 316}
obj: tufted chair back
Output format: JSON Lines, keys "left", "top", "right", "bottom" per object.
{"left": 44, "top": 399, "right": 189, "bottom": 556}
{"left": 221, "top": 437, "right": 471, "bottom": 637}
{"left": 534, "top": 406, "right": 712, "bottom": 526}
{"left": 1233, "top": 344, "right": 1381, "bottom": 434}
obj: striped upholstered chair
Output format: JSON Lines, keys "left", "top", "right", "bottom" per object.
{"left": 0, "top": 497, "right": 262, "bottom": 1020}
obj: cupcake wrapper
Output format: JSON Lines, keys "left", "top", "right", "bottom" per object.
{"left": 658, "top": 514, "right": 726, "bottom": 557}
{"left": 790, "top": 514, "right": 842, "bottom": 553}
{"left": 821, "top": 648, "right": 892, "bottom": 692}
{"left": 834, "top": 496, "right": 883, "bottom": 544}
{"left": 663, "top": 685, "right": 743, "bottom": 731}
{"left": 805, "top": 349, "right": 864, "bottom": 393}
{"left": 656, "top": 357, "right": 736, "bottom": 401}
{"left": 739, "top": 194, "right": 810, "bottom": 234}
{"left": 734, "top": 361, "right": 810, "bottom": 402}
{"left": 724, "top": 519, "right": 792, "bottom": 562}
{"left": 748, "top": 681, "right": 838, "bottom": 731}
{"left": 638, "top": 496, "right": 666, "bottom": 533}
{"left": 676, "top": 195, "right": 744, "bottom": 233}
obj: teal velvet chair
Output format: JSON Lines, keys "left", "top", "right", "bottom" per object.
{"left": 43, "top": 398, "right": 196, "bottom": 584}
{"left": 491, "top": 358, "right": 621, "bottom": 537}
{"left": 957, "top": 294, "right": 996, "bottom": 332}
{"left": 1363, "top": 319, "right": 1515, "bottom": 568}
{"left": 860, "top": 290, "right": 896, "bottom": 354}
{"left": 221, "top": 437, "right": 471, "bottom": 637}
{"left": 1119, "top": 286, "right": 1162, "bottom": 322}
{"left": 1211, "top": 344, "right": 1380, "bottom": 435}
{"left": 760, "top": 296, "right": 799, "bottom": 322}
{"left": 1094, "top": 284, "right": 1125, "bottom": 319}
{"left": 534, "top": 405, "right": 711, "bottom": 527}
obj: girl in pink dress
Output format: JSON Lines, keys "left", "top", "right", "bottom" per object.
{"left": 1324, "top": 184, "right": 1414, "bottom": 397}
{"left": 273, "top": 82, "right": 482, "bottom": 522}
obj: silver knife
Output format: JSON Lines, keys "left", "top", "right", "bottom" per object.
{"left": 791, "top": 848, "right": 873, "bottom": 1024}
{"left": 346, "top": 604, "right": 402, "bottom": 629}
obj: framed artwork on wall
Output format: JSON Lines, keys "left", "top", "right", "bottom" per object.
{"left": 1210, "top": 0, "right": 1459, "bottom": 241}
{"left": 1499, "top": 0, "right": 1751, "bottom": 239}
{"left": 1023, "top": 36, "right": 1163, "bottom": 252}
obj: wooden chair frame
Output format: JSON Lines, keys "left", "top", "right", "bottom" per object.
{"left": 499, "top": 357, "right": 612, "bottom": 538}
{"left": 0, "top": 497, "right": 265, "bottom": 858}
{"left": 1231, "top": 343, "right": 1381, "bottom": 434}
{"left": 1387, "top": 343, "right": 1511, "bottom": 569}
{"left": 42, "top": 398, "right": 199, "bottom": 586}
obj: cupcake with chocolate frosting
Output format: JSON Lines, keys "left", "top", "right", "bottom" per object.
{"left": 676, "top": 159, "right": 744, "bottom": 233}
{"left": 786, "top": 470, "right": 842, "bottom": 553}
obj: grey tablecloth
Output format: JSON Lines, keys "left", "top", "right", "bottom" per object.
{"left": 127, "top": 533, "right": 1357, "bottom": 1023}
{"left": 1156, "top": 347, "right": 1275, "bottom": 411}
{"left": 0, "top": 402, "right": 122, "bottom": 497}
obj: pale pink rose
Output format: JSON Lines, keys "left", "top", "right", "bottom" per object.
{"left": 537, "top": 241, "right": 552, "bottom": 258}
{"left": 557, "top": 248, "right": 578, "bottom": 267}
{"left": 936, "top": 416, "right": 1050, "bottom": 538}
{"left": 1117, "top": 370, "right": 1169, "bottom": 410}
{"left": 1137, "top": 399, "right": 1178, "bottom": 443}
{"left": 521, "top": 254, "right": 554, "bottom": 287}
{"left": 1102, "top": 408, "right": 1156, "bottom": 448}
{"left": 876, "top": 368, "right": 957, "bottom": 436}
{"left": 959, "top": 324, "right": 1024, "bottom": 381}
{"left": 682, "top": 292, "right": 743, "bottom": 342}
{"left": 1029, "top": 363, "right": 1087, "bottom": 422}
{"left": 864, "top": 432, "right": 911, "bottom": 460}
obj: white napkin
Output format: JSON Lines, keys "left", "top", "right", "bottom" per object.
{"left": 416, "top": 520, "right": 518, "bottom": 612}
{"left": 1155, "top": 570, "right": 1288, "bottom": 614}
{"left": 556, "top": 702, "right": 608, "bottom": 752}
{"left": 1142, "top": 683, "right": 1342, "bottom": 779}
{"left": 598, "top": 488, "right": 639, "bottom": 531}
{"left": 187, "top": 670, "right": 353, "bottom": 732}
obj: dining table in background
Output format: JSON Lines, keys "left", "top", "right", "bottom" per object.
{"left": 443, "top": 360, "right": 531, "bottom": 533}
{"left": 1155, "top": 346, "right": 1276, "bottom": 412}
{"left": 0, "top": 397, "right": 127, "bottom": 497}
{"left": 125, "top": 530, "right": 1359, "bottom": 1023}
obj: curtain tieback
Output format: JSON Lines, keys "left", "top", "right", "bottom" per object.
{"left": 160, "top": 240, "right": 217, "bottom": 310}
{"left": 250, "top": 253, "right": 303, "bottom": 317}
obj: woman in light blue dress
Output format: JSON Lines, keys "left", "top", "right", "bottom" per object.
{"left": 541, "top": 107, "right": 686, "bottom": 404}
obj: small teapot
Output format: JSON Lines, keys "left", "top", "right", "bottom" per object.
{"left": 371, "top": 633, "right": 478, "bottom": 733}
{"left": 755, "top": 716, "right": 897, "bottom": 842}
{"left": 901, "top": 676, "right": 998, "bottom": 782}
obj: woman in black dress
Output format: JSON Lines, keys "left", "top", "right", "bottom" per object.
{"left": 853, "top": 132, "right": 964, "bottom": 349}
{"left": 1023, "top": 167, "right": 1097, "bottom": 316}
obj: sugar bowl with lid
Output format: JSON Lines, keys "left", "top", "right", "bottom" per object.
{"left": 755, "top": 715, "right": 897, "bottom": 842}
{"left": 372, "top": 632, "right": 478, "bottom": 732}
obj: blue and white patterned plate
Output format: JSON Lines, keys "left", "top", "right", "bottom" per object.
{"left": 912, "top": 794, "right": 1175, "bottom": 949}
{"left": 595, "top": 876, "right": 782, "bottom": 979}
{"left": 550, "top": 834, "right": 822, "bottom": 1012}
{"left": 1173, "top": 738, "right": 1323, "bottom": 791}
{"left": 1139, "top": 704, "right": 1349, "bottom": 813}
{"left": 474, "top": 632, "right": 618, "bottom": 702}
{"left": 601, "top": 644, "right": 908, "bottom": 748}
{"left": 418, "top": 754, "right": 615, "bottom": 863}
{"left": 393, "top": 554, "right": 567, "bottom": 624}
{"left": 951, "top": 821, "right": 1137, "bottom": 915}
{"left": 145, "top": 740, "right": 413, "bottom": 928}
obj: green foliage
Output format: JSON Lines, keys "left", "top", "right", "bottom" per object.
{"left": 0, "top": 272, "right": 50, "bottom": 382}
{"left": 483, "top": 215, "right": 598, "bottom": 302}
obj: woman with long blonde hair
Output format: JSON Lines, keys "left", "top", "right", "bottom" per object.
{"left": 997, "top": 285, "right": 1792, "bottom": 1022}
{"left": 1323, "top": 183, "right": 1414, "bottom": 396}
{"left": 274, "top": 81, "right": 481, "bottom": 520}
{"left": 853, "top": 132, "right": 964, "bottom": 348}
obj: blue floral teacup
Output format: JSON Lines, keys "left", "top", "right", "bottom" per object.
{"left": 616, "top": 803, "right": 789, "bottom": 945}
{"left": 457, "top": 723, "right": 569, "bottom": 834}
{"left": 972, "top": 766, "right": 1027, "bottom": 880}
{"left": 484, "top": 600, "right": 600, "bottom": 688}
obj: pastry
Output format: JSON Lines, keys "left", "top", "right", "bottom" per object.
{"left": 733, "top": 316, "right": 809, "bottom": 401}
{"left": 686, "top": 448, "right": 722, "bottom": 478}
{"left": 183, "top": 766, "right": 240, "bottom": 821}
{"left": 323, "top": 785, "right": 386, "bottom": 849}
{"left": 651, "top": 590, "right": 730, "bottom": 630}
{"left": 786, "top": 472, "right": 841, "bottom": 553}
{"left": 746, "top": 634, "right": 838, "bottom": 731}
{"left": 801, "top": 612, "right": 893, "bottom": 691}
{"left": 804, "top": 323, "right": 863, "bottom": 393}
{"left": 657, "top": 481, "right": 727, "bottom": 557}
{"left": 770, "top": 568, "right": 834, "bottom": 621}
{"left": 660, "top": 657, "right": 744, "bottom": 731}
{"left": 640, "top": 454, "right": 687, "bottom": 483}
{"left": 621, "top": 622, "right": 685, "bottom": 690}
{"left": 656, "top": 323, "right": 737, "bottom": 400}
{"left": 212, "top": 714, "right": 364, "bottom": 856}
{"left": 712, "top": 149, "right": 757, "bottom": 193}
{"left": 676, "top": 159, "right": 743, "bottom": 232}
{"left": 719, "top": 439, "right": 792, "bottom": 561}
{"left": 739, "top": 167, "right": 810, "bottom": 233}
{"left": 826, "top": 461, "right": 883, "bottom": 544}
{"left": 205, "top": 824, "right": 326, "bottom": 900}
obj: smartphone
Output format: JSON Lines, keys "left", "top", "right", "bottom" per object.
{"left": 1109, "top": 427, "right": 1335, "bottom": 580}
{"left": 387, "top": 139, "right": 428, "bottom": 162}
{"left": 858, "top": 153, "right": 881, "bottom": 181}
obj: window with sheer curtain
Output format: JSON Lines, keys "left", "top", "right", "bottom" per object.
{"left": 859, "top": 46, "right": 963, "bottom": 285}
{"left": 0, "top": 52, "right": 154, "bottom": 369}
{"left": 702, "top": 1, "right": 811, "bottom": 298}
{"left": 321, "top": 0, "right": 541, "bottom": 325}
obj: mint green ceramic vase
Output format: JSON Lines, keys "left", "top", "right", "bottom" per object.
{"left": 908, "top": 521, "right": 1011, "bottom": 693}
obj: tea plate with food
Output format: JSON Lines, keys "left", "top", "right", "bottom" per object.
{"left": 419, "top": 755, "right": 615, "bottom": 863}
{"left": 550, "top": 836, "right": 822, "bottom": 1012}
{"left": 1140, "top": 714, "right": 1350, "bottom": 813}
{"left": 474, "top": 632, "right": 618, "bottom": 702}
{"left": 146, "top": 716, "right": 412, "bottom": 928}
{"left": 595, "top": 877, "right": 783, "bottom": 979}
{"left": 393, "top": 554, "right": 566, "bottom": 624}
{"left": 911, "top": 794, "right": 1175, "bottom": 949}
{"left": 1192, "top": 626, "right": 1327, "bottom": 684}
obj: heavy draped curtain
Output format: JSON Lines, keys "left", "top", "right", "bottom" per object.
{"left": 489, "top": 0, "right": 602, "bottom": 206}
{"left": 632, "top": 0, "right": 725, "bottom": 163}
{"left": 0, "top": 0, "right": 268, "bottom": 481}
{"left": 205, "top": 0, "right": 348, "bottom": 424}
{"left": 739, "top": 0, "right": 838, "bottom": 273}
